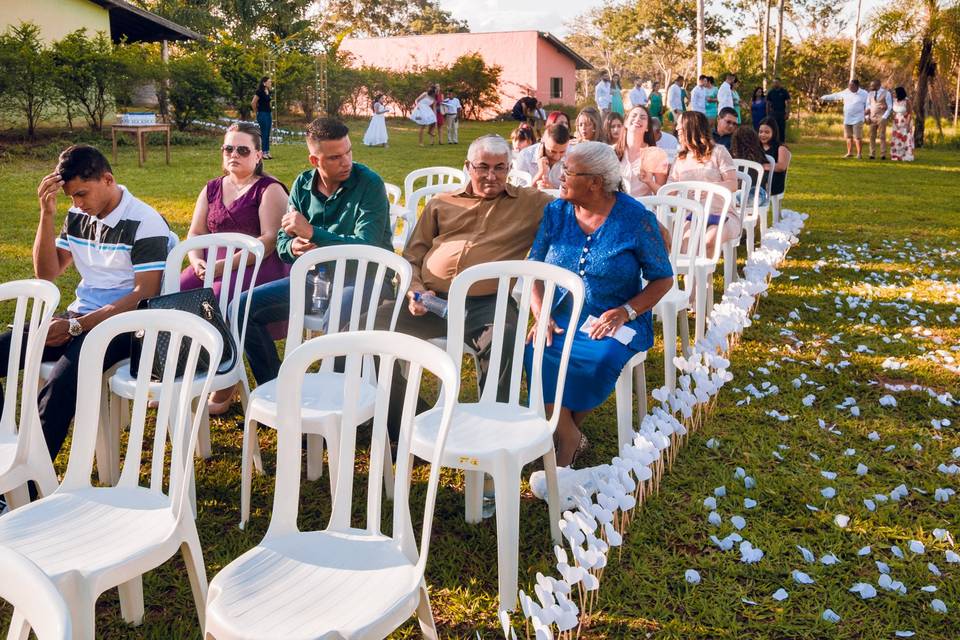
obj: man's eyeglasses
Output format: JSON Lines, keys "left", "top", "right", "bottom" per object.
{"left": 468, "top": 162, "right": 509, "bottom": 176}
{"left": 560, "top": 163, "right": 598, "bottom": 177}
{"left": 222, "top": 144, "right": 253, "bottom": 157}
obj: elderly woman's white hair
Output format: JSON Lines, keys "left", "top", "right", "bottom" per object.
{"left": 466, "top": 134, "right": 513, "bottom": 165}
{"left": 566, "top": 141, "right": 622, "bottom": 193}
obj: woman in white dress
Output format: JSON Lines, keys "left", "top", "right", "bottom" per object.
{"left": 410, "top": 86, "right": 438, "bottom": 146}
{"left": 363, "top": 94, "right": 389, "bottom": 147}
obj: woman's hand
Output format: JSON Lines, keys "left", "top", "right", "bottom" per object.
{"left": 212, "top": 259, "right": 225, "bottom": 278}
{"left": 190, "top": 257, "right": 207, "bottom": 281}
{"left": 526, "top": 315, "right": 564, "bottom": 347}
{"left": 589, "top": 307, "right": 629, "bottom": 340}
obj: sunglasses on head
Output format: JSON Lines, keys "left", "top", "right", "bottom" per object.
{"left": 222, "top": 144, "right": 253, "bottom": 157}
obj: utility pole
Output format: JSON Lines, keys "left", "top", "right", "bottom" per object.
{"left": 696, "top": 0, "right": 705, "bottom": 77}
{"left": 850, "top": 0, "right": 863, "bottom": 82}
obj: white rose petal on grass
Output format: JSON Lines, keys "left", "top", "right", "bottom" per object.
{"left": 921, "top": 585, "right": 938, "bottom": 593}
{"left": 744, "top": 498, "right": 758, "bottom": 509}
{"left": 822, "top": 609, "right": 841, "bottom": 623}
{"left": 863, "top": 498, "right": 877, "bottom": 512}
{"left": 928, "top": 563, "right": 941, "bottom": 577}
{"left": 876, "top": 561, "right": 891, "bottom": 574}
{"left": 820, "top": 553, "right": 839, "bottom": 566}
{"left": 895, "top": 632, "right": 916, "bottom": 638}
{"left": 867, "top": 431, "right": 881, "bottom": 442}
{"left": 858, "top": 546, "right": 872, "bottom": 557}
{"left": 891, "top": 545, "right": 905, "bottom": 559}
{"left": 714, "top": 486, "right": 727, "bottom": 497}
{"left": 909, "top": 540, "right": 925, "bottom": 555}
{"left": 821, "top": 471, "right": 837, "bottom": 480}
{"left": 797, "top": 546, "right": 815, "bottom": 563}
{"left": 856, "top": 463, "right": 869, "bottom": 476}
{"left": 739, "top": 541, "right": 764, "bottom": 564}
{"left": 821, "top": 487, "right": 837, "bottom": 499}
{"left": 792, "top": 570, "right": 815, "bottom": 585}
{"left": 684, "top": 569, "right": 701, "bottom": 585}
{"left": 730, "top": 515, "right": 746, "bottom": 531}
{"left": 931, "top": 599, "right": 948, "bottom": 614}
{"left": 834, "top": 514, "right": 851, "bottom": 528}
{"left": 945, "top": 550, "right": 960, "bottom": 564}
{"left": 703, "top": 496, "right": 717, "bottom": 509}
{"left": 772, "top": 588, "right": 789, "bottom": 601}
{"left": 705, "top": 438, "right": 719, "bottom": 450}
{"left": 802, "top": 394, "right": 816, "bottom": 407}
{"left": 849, "top": 582, "right": 878, "bottom": 599}
{"left": 879, "top": 394, "right": 897, "bottom": 407}
{"left": 708, "top": 511, "right": 722, "bottom": 526}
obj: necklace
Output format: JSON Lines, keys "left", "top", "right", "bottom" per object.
{"left": 227, "top": 175, "right": 258, "bottom": 196}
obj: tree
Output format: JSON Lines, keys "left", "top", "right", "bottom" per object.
{"left": 851, "top": 0, "right": 863, "bottom": 81}
{"left": 772, "top": 0, "right": 786, "bottom": 77}
{"left": 209, "top": 36, "right": 262, "bottom": 120}
{"left": 167, "top": 51, "right": 228, "bottom": 130}
{"left": 0, "top": 23, "right": 56, "bottom": 138}
{"left": 50, "top": 30, "right": 119, "bottom": 131}
{"left": 317, "top": 0, "right": 468, "bottom": 38}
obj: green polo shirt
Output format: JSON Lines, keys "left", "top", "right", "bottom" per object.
{"left": 277, "top": 162, "right": 392, "bottom": 263}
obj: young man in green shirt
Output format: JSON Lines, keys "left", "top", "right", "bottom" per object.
{"left": 240, "top": 117, "right": 392, "bottom": 384}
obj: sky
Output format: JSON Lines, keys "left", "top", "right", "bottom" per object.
{"left": 438, "top": 0, "right": 888, "bottom": 41}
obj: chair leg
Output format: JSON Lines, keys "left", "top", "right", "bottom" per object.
{"left": 678, "top": 309, "right": 691, "bottom": 358}
{"left": 197, "top": 402, "right": 212, "bottom": 460}
{"left": 492, "top": 459, "right": 522, "bottom": 612}
{"left": 181, "top": 530, "right": 209, "bottom": 628}
{"left": 306, "top": 434, "right": 324, "bottom": 482}
{"left": 415, "top": 579, "right": 439, "bottom": 640}
{"left": 634, "top": 362, "right": 647, "bottom": 421}
{"left": 60, "top": 581, "right": 97, "bottom": 640}
{"left": 614, "top": 363, "right": 633, "bottom": 453}
{"left": 662, "top": 311, "right": 678, "bottom": 391}
{"left": 541, "top": 449, "right": 562, "bottom": 545}
{"left": 694, "top": 273, "right": 707, "bottom": 343}
{"left": 4, "top": 483, "right": 30, "bottom": 510}
{"left": 9, "top": 610, "right": 30, "bottom": 640}
{"left": 240, "top": 416, "right": 257, "bottom": 529}
{"left": 118, "top": 576, "right": 145, "bottom": 625}
{"left": 745, "top": 224, "right": 755, "bottom": 259}
{"left": 325, "top": 431, "right": 340, "bottom": 498}
{"left": 95, "top": 386, "right": 112, "bottom": 485}
{"left": 464, "top": 469, "right": 484, "bottom": 524}
{"left": 382, "top": 430, "right": 395, "bottom": 501}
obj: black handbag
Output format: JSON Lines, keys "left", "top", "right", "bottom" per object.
{"left": 129, "top": 287, "right": 238, "bottom": 381}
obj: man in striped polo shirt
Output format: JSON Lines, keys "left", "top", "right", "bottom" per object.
{"left": 0, "top": 145, "right": 173, "bottom": 464}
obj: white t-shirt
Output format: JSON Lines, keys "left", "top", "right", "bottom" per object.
{"left": 443, "top": 97, "right": 461, "bottom": 115}
{"left": 595, "top": 81, "right": 612, "bottom": 109}
{"left": 656, "top": 132, "right": 679, "bottom": 153}
{"left": 667, "top": 83, "right": 684, "bottom": 111}
{"left": 628, "top": 87, "right": 648, "bottom": 108}
{"left": 516, "top": 142, "right": 565, "bottom": 187}
{"left": 690, "top": 86, "right": 707, "bottom": 113}
{"left": 717, "top": 81, "right": 734, "bottom": 110}
{"left": 821, "top": 88, "right": 869, "bottom": 125}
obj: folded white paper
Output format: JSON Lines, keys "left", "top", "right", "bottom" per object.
{"left": 579, "top": 315, "right": 636, "bottom": 345}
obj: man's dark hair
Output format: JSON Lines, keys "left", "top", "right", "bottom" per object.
{"left": 544, "top": 123, "right": 571, "bottom": 145}
{"left": 305, "top": 117, "right": 349, "bottom": 143}
{"left": 718, "top": 107, "right": 738, "bottom": 120}
{"left": 699, "top": 74, "right": 708, "bottom": 82}
{"left": 56, "top": 145, "right": 112, "bottom": 183}
{"left": 850, "top": 78, "right": 860, "bottom": 88}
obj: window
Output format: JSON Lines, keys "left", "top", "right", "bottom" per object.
{"left": 550, "top": 77, "right": 563, "bottom": 100}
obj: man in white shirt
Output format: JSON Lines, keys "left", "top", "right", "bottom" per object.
{"left": 821, "top": 78, "right": 869, "bottom": 158}
{"left": 690, "top": 75, "right": 708, "bottom": 114}
{"left": 666, "top": 75, "right": 685, "bottom": 129}
{"left": 717, "top": 73, "right": 735, "bottom": 111}
{"left": 651, "top": 117, "right": 678, "bottom": 154}
{"left": 514, "top": 124, "right": 571, "bottom": 189}
{"left": 443, "top": 92, "right": 462, "bottom": 144}
{"left": 628, "top": 78, "right": 648, "bottom": 108}
{"left": 866, "top": 80, "right": 893, "bottom": 159}
{"left": 594, "top": 71, "right": 612, "bottom": 116}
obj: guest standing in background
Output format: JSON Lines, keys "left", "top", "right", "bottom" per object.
{"left": 750, "top": 87, "right": 767, "bottom": 130}
{"left": 410, "top": 86, "right": 438, "bottom": 146}
{"left": 705, "top": 76, "right": 719, "bottom": 128}
{"left": 889, "top": 87, "right": 915, "bottom": 162}
{"left": 444, "top": 91, "right": 462, "bottom": 144}
{"left": 362, "top": 94, "right": 389, "bottom": 147}
{"left": 434, "top": 85, "right": 446, "bottom": 145}
{"left": 610, "top": 73, "right": 625, "bottom": 116}
{"left": 731, "top": 77, "right": 743, "bottom": 123}
{"left": 601, "top": 111, "right": 625, "bottom": 146}
{"left": 821, "top": 79, "right": 869, "bottom": 159}
{"left": 628, "top": 78, "right": 648, "bottom": 109}
{"left": 648, "top": 80, "right": 664, "bottom": 122}
{"left": 766, "top": 77, "right": 790, "bottom": 142}
{"left": 867, "top": 80, "right": 893, "bottom": 160}
{"left": 251, "top": 76, "right": 274, "bottom": 160}
{"left": 667, "top": 76, "right": 685, "bottom": 129}
{"left": 595, "top": 71, "right": 612, "bottom": 117}
{"left": 690, "top": 75, "right": 708, "bottom": 115}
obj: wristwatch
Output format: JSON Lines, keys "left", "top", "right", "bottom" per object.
{"left": 67, "top": 317, "right": 84, "bottom": 337}
{"left": 622, "top": 303, "right": 638, "bottom": 321}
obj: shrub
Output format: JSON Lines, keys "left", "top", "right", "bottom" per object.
{"left": 50, "top": 29, "right": 119, "bottom": 131}
{"left": 210, "top": 38, "right": 262, "bottom": 120}
{"left": 167, "top": 52, "right": 228, "bottom": 131}
{"left": 0, "top": 22, "right": 56, "bottom": 138}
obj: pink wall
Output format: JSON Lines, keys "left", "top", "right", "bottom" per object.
{"left": 340, "top": 31, "right": 581, "bottom": 118}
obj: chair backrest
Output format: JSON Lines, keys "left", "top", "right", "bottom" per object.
{"left": 734, "top": 169, "right": 754, "bottom": 223}
{"left": 384, "top": 182, "right": 402, "bottom": 207}
{"left": 763, "top": 154, "right": 776, "bottom": 195}
{"left": 268, "top": 331, "right": 459, "bottom": 574}
{"left": 0, "top": 280, "right": 59, "bottom": 459}
{"left": 446, "top": 260, "right": 584, "bottom": 420}
{"left": 287, "top": 245, "right": 412, "bottom": 358}
{"left": 657, "top": 181, "right": 732, "bottom": 261}
{"left": 61, "top": 310, "right": 222, "bottom": 523}
{"left": 507, "top": 169, "right": 533, "bottom": 187}
{"left": 636, "top": 196, "right": 705, "bottom": 294}
{"left": 733, "top": 159, "right": 764, "bottom": 221}
{"left": 398, "top": 182, "right": 463, "bottom": 251}
{"left": 402, "top": 166, "right": 465, "bottom": 206}
{"left": 162, "top": 233, "right": 264, "bottom": 365}
{"left": 0, "top": 544, "right": 71, "bottom": 640}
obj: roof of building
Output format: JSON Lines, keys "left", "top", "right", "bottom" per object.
{"left": 343, "top": 30, "right": 593, "bottom": 71}
{"left": 89, "top": 0, "right": 201, "bottom": 42}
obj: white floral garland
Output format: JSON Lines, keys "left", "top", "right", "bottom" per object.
{"left": 503, "top": 210, "right": 808, "bottom": 639}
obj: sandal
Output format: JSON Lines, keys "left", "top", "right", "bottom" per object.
{"left": 207, "top": 388, "right": 238, "bottom": 416}
{"left": 569, "top": 433, "right": 589, "bottom": 468}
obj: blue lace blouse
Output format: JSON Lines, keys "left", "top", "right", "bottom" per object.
{"left": 528, "top": 192, "right": 673, "bottom": 351}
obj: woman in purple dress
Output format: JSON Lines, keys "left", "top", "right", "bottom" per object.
{"left": 180, "top": 122, "right": 288, "bottom": 413}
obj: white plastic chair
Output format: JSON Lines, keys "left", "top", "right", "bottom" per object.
{"left": 385, "top": 181, "right": 408, "bottom": 251}
{"left": 205, "top": 331, "right": 458, "bottom": 640}
{"left": 507, "top": 168, "right": 533, "bottom": 187}
{"left": 240, "top": 245, "right": 412, "bottom": 529}
{"left": 657, "top": 182, "right": 731, "bottom": 343}
{"left": 0, "top": 280, "right": 59, "bottom": 510}
{"left": 402, "top": 166, "right": 465, "bottom": 207}
{"left": 0, "top": 309, "right": 222, "bottom": 640}
{"left": 390, "top": 182, "right": 463, "bottom": 253}
{"left": 540, "top": 187, "right": 561, "bottom": 198}
{"left": 769, "top": 148, "right": 791, "bottom": 225}
{"left": 108, "top": 233, "right": 264, "bottom": 461}
{"left": 0, "top": 544, "right": 72, "bottom": 640}
{"left": 733, "top": 159, "right": 765, "bottom": 260}
{"left": 409, "top": 260, "right": 584, "bottom": 611}
{"left": 759, "top": 154, "right": 776, "bottom": 242}
{"left": 720, "top": 169, "right": 753, "bottom": 287}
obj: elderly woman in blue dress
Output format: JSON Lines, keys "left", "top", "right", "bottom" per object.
{"left": 525, "top": 141, "right": 674, "bottom": 467}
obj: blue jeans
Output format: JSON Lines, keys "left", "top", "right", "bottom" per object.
{"left": 239, "top": 274, "right": 389, "bottom": 385}
{"left": 256, "top": 111, "right": 272, "bottom": 154}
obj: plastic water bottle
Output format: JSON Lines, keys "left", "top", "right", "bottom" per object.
{"left": 310, "top": 266, "right": 331, "bottom": 316}
{"left": 414, "top": 291, "right": 448, "bottom": 318}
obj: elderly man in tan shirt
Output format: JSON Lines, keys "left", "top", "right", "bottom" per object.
{"left": 376, "top": 134, "right": 554, "bottom": 435}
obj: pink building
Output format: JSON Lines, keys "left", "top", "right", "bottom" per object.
{"left": 340, "top": 30, "right": 592, "bottom": 118}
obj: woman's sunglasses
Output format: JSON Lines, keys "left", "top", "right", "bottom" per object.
{"left": 222, "top": 144, "right": 253, "bottom": 157}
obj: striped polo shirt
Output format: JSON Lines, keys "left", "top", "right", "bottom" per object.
{"left": 55, "top": 185, "right": 173, "bottom": 313}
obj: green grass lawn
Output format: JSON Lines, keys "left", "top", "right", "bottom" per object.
{"left": 0, "top": 119, "right": 958, "bottom": 639}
